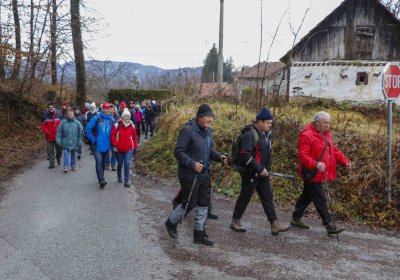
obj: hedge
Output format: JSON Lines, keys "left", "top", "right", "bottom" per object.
{"left": 108, "top": 89, "right": 173, "bottom": 102}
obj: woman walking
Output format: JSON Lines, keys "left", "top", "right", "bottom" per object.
{"left": 111, "top": 108, "right": 138, "bottom": 187}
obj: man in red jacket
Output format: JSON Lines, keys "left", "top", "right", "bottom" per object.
{"left": 291, "top": 111, "right": 351, "bottom": 235}
{"left": 41, "top": 102, "right": 62, "bottom": 168}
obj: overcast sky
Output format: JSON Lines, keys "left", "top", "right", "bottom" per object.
{"left": 85, "top": 0, "right": 344, "bottom": 69}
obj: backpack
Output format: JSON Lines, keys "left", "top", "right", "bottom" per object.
{"left": 82, "top": 116, "right": 104, "bottom": 145}
{"left": 230, "top": 124, "right": 260, "bottom": 172}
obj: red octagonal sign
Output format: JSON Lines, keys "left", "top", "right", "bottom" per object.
{"left": 382, "top": 63, "right": 400, "bottom": 100}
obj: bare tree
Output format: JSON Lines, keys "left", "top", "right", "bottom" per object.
{"left": 11, "top": 0, "right": 21, "bottom": 80}
{"left": 50, "top": 0, "right": 58, "bottom": 85}
{"left": 70, "top": 0, "right": 86, "bottom": 105}
{"left": 381, "top": 0, "right": 400, "bottom": 18}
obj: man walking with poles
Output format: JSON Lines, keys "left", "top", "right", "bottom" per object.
{"left": 291, "top": 111, "right": 351, "bottom": 236}
{"left": 164, "top": 104, "right": 228, "bottom": 246}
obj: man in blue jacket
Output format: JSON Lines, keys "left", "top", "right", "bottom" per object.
{"left": 165, "top": 104, "right": 228, "bottom": 246}
{"left": 86, "top": 102, "right": 115, "bottom": 189}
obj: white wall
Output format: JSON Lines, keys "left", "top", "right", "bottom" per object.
{"left": 289, "top": 62, "right": 396, "bottom": 103}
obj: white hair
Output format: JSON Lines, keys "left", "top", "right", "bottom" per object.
{"left": 312, "top": 111, "right": 330, "bottom": 122}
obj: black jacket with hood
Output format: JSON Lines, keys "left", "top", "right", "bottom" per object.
{"left": 174, "top": 119, "right": 222, "bottom": 179}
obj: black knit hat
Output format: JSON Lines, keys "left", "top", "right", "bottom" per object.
{"left": 256, "top": 107, "right": 273, "bottom": 120}
{"left": 196, "top": 104, "right": 214, "bottom": 119}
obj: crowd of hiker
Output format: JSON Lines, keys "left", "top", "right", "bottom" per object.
{"left": 41, "top": 99, "right": 352, "bottom": 247}
{"left": 40, "top": 99, "right": 161, "bottom": 188}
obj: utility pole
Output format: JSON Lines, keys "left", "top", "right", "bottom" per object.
{"left": 217, "top": 0, "right": 224, "bottom": 92}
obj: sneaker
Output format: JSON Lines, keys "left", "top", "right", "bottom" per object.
{"left": 49, "top": 165, "right": 54, "bottom": 169}
{"left": 111, "top": 166, "right": 117, "bottom": 171}
{"left": 124, "top": 182, "right": 131, "bottom": 188}
{"left": 290, "top": 218, "right": 310, "bottom": 229}
{"left": 118, "top": 177, "right": 123, "bottom": 183}
{"left": 71, "top": 167, "right": 78, "bottom": 171}
{"left": 208, "top": 212, "right": 218, "bottom": 220}
{"left": 63, "top": 168, "right": 68, "bottom": 173}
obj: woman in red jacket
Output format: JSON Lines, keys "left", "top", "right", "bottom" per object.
{"left": 111, "top": 108, "right": 138, "bottom": 187}
{"left": 291, "top": 111, "right": 351, "bottom": 235}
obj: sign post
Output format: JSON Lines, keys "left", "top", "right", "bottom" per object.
{"left": 382, "top": 63, "right": 400, "bottom": 203}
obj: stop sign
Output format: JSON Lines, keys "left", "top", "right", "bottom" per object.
{"left": 382, "top": 63, "right": 400, "bottom": 100}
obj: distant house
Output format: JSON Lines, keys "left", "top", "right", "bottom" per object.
{"left": 196, "top": 82, "right": 236, "bottom": 97}
{"left": 233, "top": 62, "right": 287, "bottom": 96}
{"left": 280, "top": 0, "right": 400, "bottom": 103}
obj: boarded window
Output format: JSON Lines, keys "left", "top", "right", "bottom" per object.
{"left": 355, "top": 25, "right": 376, "bottom": 59}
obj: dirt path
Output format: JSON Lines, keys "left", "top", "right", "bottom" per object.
{"left": 133, "top": 174, "right": 400, "bottom": 280}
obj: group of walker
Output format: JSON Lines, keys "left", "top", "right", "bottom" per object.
{"left": 165, "top": 104, "right": 351, "bottom": 246}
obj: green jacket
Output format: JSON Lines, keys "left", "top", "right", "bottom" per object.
{"left": 56, "top": 118, "right": 83, "bottom": 150}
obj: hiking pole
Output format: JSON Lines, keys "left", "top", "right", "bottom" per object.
{"left": 323, "top": 172, "right": 340, "bottom": 244}
{"left": 172, "top": 163, "right": 201, "bottom": 248}
{"left": 269, "top": 172, "right": 298, "bottom": 190}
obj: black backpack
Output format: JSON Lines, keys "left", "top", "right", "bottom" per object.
{"left": 230, "top": 124, "right": 259, "bottom": 172}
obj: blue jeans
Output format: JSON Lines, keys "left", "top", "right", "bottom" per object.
{"left": 63, "top": 149, "right": 77, "bottom": 169}
{"left": 116, "top": 150, "right": 133, "bottom": 183}
{"left": 105, "top": 146, "right": 117, "bottom": 168}
{"left": 91, "top": 144, "right": 108, "bottom": 183}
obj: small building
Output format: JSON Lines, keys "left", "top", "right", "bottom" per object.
{"left": 233, "top": 62, "right": 287, "bottom": 97}
{"left": 280, "top": 0, "right": 400, "bottom": 103}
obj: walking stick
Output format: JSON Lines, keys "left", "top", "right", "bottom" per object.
{"left": 323, "top": 172, "right": 340, "bottom": 244}
{"left": 172, "top": 172, "right": 199, "bottom": 248}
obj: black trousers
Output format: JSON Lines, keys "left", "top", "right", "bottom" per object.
{"left": 292, "top": 181, "right": 331, "bottom": 225}
{"left": 179, "top": 175, "right": 211, "bottom": 210}
{"left": 233, "top": 172, "right": 277, "bottom": 222}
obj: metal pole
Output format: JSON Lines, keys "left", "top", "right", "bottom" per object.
{"left": 217, "top": 0, "right": 224, "bottom": 92}
{"left": 387, "top": 100, "right": 393, "bottom": 203}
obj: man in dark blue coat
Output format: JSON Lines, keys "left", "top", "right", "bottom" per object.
{"left": 165, "top": 104, "right": 228, "bottom": 246}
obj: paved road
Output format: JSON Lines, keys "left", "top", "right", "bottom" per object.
{"left": 1, "top": 147, "right": 400, "bottom": 279}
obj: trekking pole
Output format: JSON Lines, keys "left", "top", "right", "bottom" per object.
{"left": 172, "top": 162, "right": 201, "bottom": 248}
{"left": 323, "top": 172, "right": 340, "bottom": 244}
{"left": 269, "top": 172, "right": 298, "bottom": 190}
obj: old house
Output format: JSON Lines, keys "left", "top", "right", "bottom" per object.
{"left": 280, "top": 0, "right": 400, "bottom": 103}
{"left": 233, "top": 62, "right": 287, "bottom": 97}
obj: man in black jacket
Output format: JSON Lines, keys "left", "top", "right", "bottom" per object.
{"left": 165, "top": 104, "right": 228, "bottom": 246}
{"left": 230, "top": 107, "right": 289, "bottom": 235}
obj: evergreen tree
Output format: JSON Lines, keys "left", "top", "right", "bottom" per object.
{"left": 201, "top": 44, "right": 218, "bottom": 83}
{"left": 201, "top": 44, "right": 234, "bottom": 83}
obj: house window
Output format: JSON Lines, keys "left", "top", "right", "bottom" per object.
{"left": 356, "top": 72, "right": 369, "bottom": 85}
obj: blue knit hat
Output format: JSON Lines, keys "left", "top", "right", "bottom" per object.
{"left": 256, "top": 107, "right": 273, "bottom": 120}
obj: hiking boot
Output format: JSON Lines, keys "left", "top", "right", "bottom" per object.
{"left": 57, "top": 159, "right": 61, "bottom": 165}
{"left": 63, "top": 168, "right": 68, "bottom": 173}
{"left": 118, "top": 177, "right": 123, "bottom": 183}
{"left": 124, "top": 182, "right": 131, "bottom": 188}
{"left": 165, "top": 218, "right": 178, "bottom": 239}
{"left": 99, "top": 180, "right": 107, "bottom": 189}
{"left": 290, "top": 218, "right": 310, "bottom": 229}
{"left": 230, "top": 218, "right": 247, "bottom": 232}
{"left": 49, "top": 165, "right": 54, "bottom": 169}
{"left": 208, "top": 212, "right": 218, "bottom": 220}
{"left": 77, "top": 155, "right": 81, "bottom": 160}
{"left": 271, "top": 220, "right": 289, "bottom": 236}
{"left": 193, "top": 230, "right": 214, "bottom": 246}
{"left": 111, "top": 166, "right": 117, "bottom": 171}
{"left": 326, "top": 223, "right": 345, "bottom": 235}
